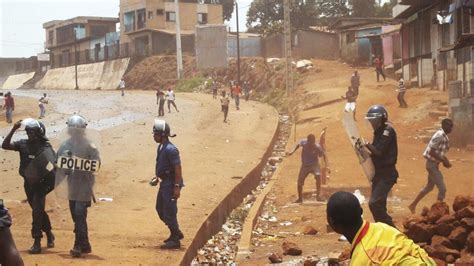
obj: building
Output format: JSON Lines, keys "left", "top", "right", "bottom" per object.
{"left": 43, "top": 16, "right": 119, "bottom": 68}
{"left": 330, "top": 17, "right": 393, "bottom": 65}
{"left": 260, "top": 28, "right": 338, "bottom": 59}
{"left": 393, "top": 0, "right": 474, "bottom": 144}
{"left": 119, "top": 0, "right": 223, "bottom": 55}
{"left": 381, "top": 24, "right": 402, "bottom": 74}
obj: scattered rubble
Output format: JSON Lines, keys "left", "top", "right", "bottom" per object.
{"left": 192, "top": 114, "right": 292, "bottom": 264}
{"left": 282, "top": 241, "right": 303, "bottom": 256}
{"left": 403, "top": 195, "right": 474, "bottom": 264}
{"left": 268, "top": 252, "right": 284, "bottom": 263}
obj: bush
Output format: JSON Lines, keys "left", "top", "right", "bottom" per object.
{"left": 175, "top": 77, "right": 206, "bottom": 92}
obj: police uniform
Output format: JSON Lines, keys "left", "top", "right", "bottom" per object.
{"left": 13, "top": 140, "right": 55, "bottom": 240}
{"left": 369, "top": 124, "right": 398, "bottom": 227}
{"left": 155, "top": 140, "right": 183, "bottom": 240}
{"left": 57, "top": 137, "right": 100, "bottom": 252}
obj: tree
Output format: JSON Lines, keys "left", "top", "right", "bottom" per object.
{"left": 350, "top": 0, "right": 376, "bottom": 17}
{"left": 222, "top": 0, "right": 235, "bottom": 21}
{"left": 246, "top": 0, "right": 320, "bottom": 35}
{"left": 317, "top": 0, "right": 351, "bottom": 26}
{"left": 374, "top": 0, "right": 397, "bottom": 17}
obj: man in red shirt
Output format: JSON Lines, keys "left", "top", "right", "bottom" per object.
{"left": 232, "top": 84, "right": 242, "bottom": 110}
{"left": 3, "top": 92, "right": 14, "bottom": 124}
{"left": 374, "top": 56, "right": 386, "bottom": 82}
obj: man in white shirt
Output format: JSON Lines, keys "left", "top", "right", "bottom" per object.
{"left": 119, "top": 78, "right": 125, "bottom": 97}
{"left": 167, "top": 88, "right": 179, "bottom": 113}
{"left": 38, "top": 93, "right": 48, "bottom": 119}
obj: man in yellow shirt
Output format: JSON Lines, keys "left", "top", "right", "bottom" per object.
{"left": 327, "top": 191, "right": 435, "bottom": 265}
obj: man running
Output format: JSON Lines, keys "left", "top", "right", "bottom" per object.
{"left": 342, "top": 86, "right": 357, "bottom": 121}
{"left": 409, "top": 119, "right": 453, "bottom": 214}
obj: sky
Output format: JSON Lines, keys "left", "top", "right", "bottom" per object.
{"left": 0, "top": 0, "right": 388, "bottom": 58}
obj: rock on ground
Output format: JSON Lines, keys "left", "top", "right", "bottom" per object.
{"left": 282, "top": 241, "right": 303, "bottom": 256}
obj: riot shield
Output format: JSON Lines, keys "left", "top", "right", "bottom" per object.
{"left": 23, "top": 145, "right": 56, "bottom": 195}
{"left": 55, "top": 127, "right": 101, "bottom": 202}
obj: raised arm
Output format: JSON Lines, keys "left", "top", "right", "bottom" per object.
{"left": 2, "top": 121, "right": 21, "bottom": 151}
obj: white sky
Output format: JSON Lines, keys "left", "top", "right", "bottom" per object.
{"left": 0, "top": 0, "right": 389, "bottom": 58}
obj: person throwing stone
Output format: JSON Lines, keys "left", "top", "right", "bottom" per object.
{"left": 409, "top": 119, "right": 453, "bottom": 214}
{"left": 287, "top": 134, "right": 324, "bottom": 203}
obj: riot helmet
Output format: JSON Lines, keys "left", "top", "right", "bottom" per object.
{"left": 365, "top": 105, "right": 388, "bottom": 131}
{"left": 67, "top": 115, "right": 88, "bottom": 128}
{"left": 22, "top": 118, "right": 48, "bottom": 142}
{"left": 153, "top": 119, "right": 176, "bottom": 138}
{"left": 66, "top": 115, "right": 88, "bottom": 137}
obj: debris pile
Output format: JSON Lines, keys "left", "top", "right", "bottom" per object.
{"left": 192, "top": 114, "right": 292, "bottom": 264}
{"left": 403, "top": 196, "right": 474, "bottom": 264}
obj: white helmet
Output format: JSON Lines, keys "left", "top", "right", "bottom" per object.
{"left": 67, "top": 115, "right": 88, "bottom": 128}
{"left": 153, "top": 119, "right": 175, "bottom": 137}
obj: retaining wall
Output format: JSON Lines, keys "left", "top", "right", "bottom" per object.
{"left": 1, "top": 72, "right": 35, "bottom": 90}
{"left": 35, "top": 58, "right": 130, "bottom": 90}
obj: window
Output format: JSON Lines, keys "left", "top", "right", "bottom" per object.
{"left": 137, "top": 9, "right": 146, "bottom": 29}
{"left": 197, "top": 13, "right": 208, "bottom": 24}
{"left": 157, "top": 9, "right": 164, "bottom": 15}
{"left": 124, "top": 11, "right": 136, "bottom": 32}
{"left": 346, "top": 32, "right": 355, "bottom": 44}
{"left": 148, "top": 11, "right": 153, "bottom": 20}
{"left": 166, "top": 12, "right": 176, "bottom": 22}
{"left": 48, "top": 30, "right": 54, "bottom": 44}
{"left": 90, "top": 25, "right": 109, "bottom": 37}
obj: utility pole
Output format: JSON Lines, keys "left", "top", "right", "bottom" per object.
{"left": 235, "top": 1, "right": 241, "bottom": 86}
{"left": 74, "top": 28, "right": 79, "bottom": 90}
{"left": 283, "top": 0, "right": 293, "bottom": 95}
{"left": 175, "top": 0, "right": 184, "bottom": 79}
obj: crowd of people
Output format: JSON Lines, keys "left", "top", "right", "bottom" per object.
{"left": 0, "top": 66, "right": 456, "bottom": 265}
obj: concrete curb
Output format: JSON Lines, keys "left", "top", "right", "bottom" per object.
{"left": 179, "top": 106, "right": 280, "bottom": 266}
{"left": 235, "top": 162, "right": 284, "bottom": 261}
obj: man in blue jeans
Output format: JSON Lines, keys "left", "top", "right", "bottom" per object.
{"left": 150, "top": 119, "right": 184, "bottom": 249}
{"left": 409, "top": 119, "right": 453, "bottom": 214}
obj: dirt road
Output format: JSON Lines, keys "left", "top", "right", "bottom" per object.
{"left": 0, "top": 90, "right": 278, "bottom": 265}
{"left": 239, "top": 60, "right": 474, "bottom": 264}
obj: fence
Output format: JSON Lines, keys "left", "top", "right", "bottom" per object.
{"left": 50, "top": 42, "right": 135, "bottom": 69}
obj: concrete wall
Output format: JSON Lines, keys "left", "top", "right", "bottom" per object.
{"left": 293, "top": 30, "right": 338, "bottom": 59}
{"left": 35, "top": 58, "right": 129, "bottom": 90}
{"left": 263, "top": 34, "right": 284, "bottom": 58}
{"left": 228, "top": 35, "right": 262, "bottom": 57}
{"left": 195, "top": 25, "right": 227, "bottom": 69}
{"left": 1, "top": 72, "right": 35, "bottom": 90}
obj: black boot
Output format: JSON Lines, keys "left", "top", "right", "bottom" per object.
{"left": 46, "top": 231, "right": 55, "bottom": 248}
{"left": 160, "top": 239, "right": 180, "bottom": 249}
{"left": 163, "top": 230, "right": 184, "bottom": 243}
{"left": 70, "top": 244, "right": 82, "bottom": 258}
{"left": 81, "top": 239, "right": 92, "bottom": 254}
{"left": 29, "top": 238, "right": 42, "bottom": 254}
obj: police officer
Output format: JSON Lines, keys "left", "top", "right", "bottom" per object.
{"left": 150, "top": 119, "right": 184, "bottom": 249}
{"left": 1, "top": 119, "right": 56, "bottom": 254}
{"left": 56, "top": 115, "right": 100, "bottom": 257}
{"left": 364, "top": 105, "right": 398, "bottom": 228}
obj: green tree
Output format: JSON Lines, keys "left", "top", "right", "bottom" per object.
{"left": 350, "top": 0, "right": 376, "bottom": 17}
{"left": 222, "top": 0, "right": 235, "bottom": 21}
{"left": 246, "top": 0, "right": 320, "bottom": 35}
